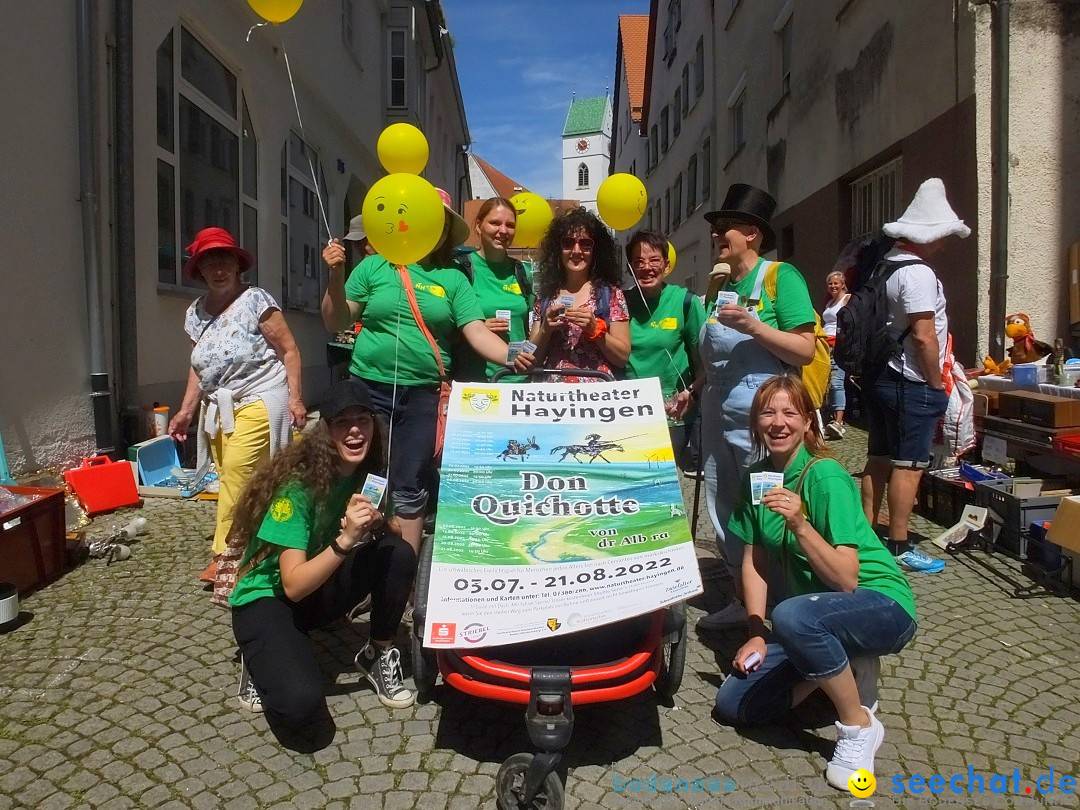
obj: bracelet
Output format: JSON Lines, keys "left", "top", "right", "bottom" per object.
{"left": 586, "top": 317, "right": 608, "bottom": 341}
{"left": 330, "top": 537, "right": 349, "bottom": 557}
{"left": 690, "top": 388, "right": 701, "bottom": 402}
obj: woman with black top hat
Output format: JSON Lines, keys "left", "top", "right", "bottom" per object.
{"left": 229, "top": 380, "right": 418, "bottom": 718}
{"left": 674, "top": 184, "right": 818, "bottom": 630}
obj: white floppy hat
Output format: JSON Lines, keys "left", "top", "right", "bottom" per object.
{"left": 883, "top": 178, "right": 971, "bottom": 243}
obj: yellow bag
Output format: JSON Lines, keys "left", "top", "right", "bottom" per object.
{"left": 763, "top": 263, "right": 831, "bottom": 409}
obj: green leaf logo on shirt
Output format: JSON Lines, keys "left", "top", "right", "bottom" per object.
{"left": 269, "top": 497, "right": 294, "bottom": 522}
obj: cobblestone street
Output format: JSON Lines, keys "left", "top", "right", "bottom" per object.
{"left": 1, "top": 427, "right": 1078, "bottom": 809}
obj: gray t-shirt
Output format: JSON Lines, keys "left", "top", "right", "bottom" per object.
{"left": 884, "top": 248, "right": 948, "bottom": 383}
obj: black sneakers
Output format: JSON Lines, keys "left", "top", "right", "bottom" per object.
{"left": 355, "top": 642, "right": 415, "bottom": 709}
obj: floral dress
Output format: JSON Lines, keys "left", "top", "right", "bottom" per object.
{"left": 534, "top": 282, "right": 628, "bottom": 382}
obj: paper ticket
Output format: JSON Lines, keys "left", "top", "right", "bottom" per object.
{"left": 360, "top": 473, "right": 388, "bottom": 507}
{"left": 750, "top": 471, "right": 785, "bottom": 505}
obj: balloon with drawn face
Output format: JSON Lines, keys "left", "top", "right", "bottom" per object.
{"left": 362, "top": 174, "right": 444, "bottom": 265}
{"left": 665, "top": 242, "right": 677, "bottom": 277}
{"left": 596, "top": 173, "right": 648, "bottom": 231}
{"left": 247, "top": 0, "right": 303, "bottom": 23}
{"left": 509, "top": 192, "right": 553, "bottom": 248}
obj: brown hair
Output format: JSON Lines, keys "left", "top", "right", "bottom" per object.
{"left": 230, "top": 417, "right": 387, "bottom": 564}
{"left": 475, "top": 197, "right": 517, "bottom": 227}
{"left": 749, "top": 375, "right": 829, "bottom": 458}
{"left": 625, "top": 229, "right": 670, "bottom": 264}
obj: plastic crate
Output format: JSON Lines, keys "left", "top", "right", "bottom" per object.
{"left": 919, "top": 468, "right": 975, "bottom": 527}
{"left": 974, "top": 477, "right": 1073, "bottom": 549}
{"left": 0, "top": 485, "right": 67, "bottom": 594}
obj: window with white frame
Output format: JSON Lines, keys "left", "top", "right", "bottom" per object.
{"left": 388, "top": 28, "right": 407, "bottom": 108}
{"left": 727, "top": 73, "right": 747, "bottom": 156}
{"left": 673, "top": 90, "right": 681, "bottom": 137}
{"left": 681, "top": 64, "right": 690, "bottom": 115}
{"left": 850, "top": 157, "right": 902, "bottom": 238}
{"left": 281, "top": 132, "right": 329, "bottom": 312}
{"left": 694, "top": 37, "right": 705, "bottom": 99}
{"left": 577, "top": 163, "right": 589, "bottom": 189}
{"left": 156, "top": 26, "right": 256, "bottom": 289}
{"left": 660, "top": 106, "right": 669, "bottom": 153}
{"left": 673, "top": 175, "right": 683, "bottom": 228}
{"left": 664, "top": 189, "right": 671, "bottom": 233}
{"left": 701, "top": 137, "right": 711, "bottom": 201}
{"left": 663, "top": 0, "right": 680, "bottom": 59}
{"left": 686, "top": 154, "right": 697, "bottom": 215}
{"left": 650, "top": 124, "right": 658, "bottom": 168}
{"left": 780, "top": 17, "right": 793, "bottom": 97}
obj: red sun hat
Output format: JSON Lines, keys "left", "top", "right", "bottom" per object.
{"left": 183, "top": 227, "right": 254, "bottom": 280}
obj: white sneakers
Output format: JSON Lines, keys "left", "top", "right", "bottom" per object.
{"left": 696, "top": 600, "right": 749, "bottom": 631}
{"left": 826, "top": 706, "right": 884, "bottom": 791}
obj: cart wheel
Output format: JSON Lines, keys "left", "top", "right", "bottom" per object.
{"left": 654, "top": 601, "right": 687, "bottom": 699}
{"left": 411, "top": 536, "right": 437, "bottom": 696}
{"left": 495, "top": 753, "right": 564, "bottom": 810}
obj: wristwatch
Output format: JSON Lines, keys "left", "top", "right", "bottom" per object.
{"left": 330, "top": 537, "right": 349, "bottom": 557}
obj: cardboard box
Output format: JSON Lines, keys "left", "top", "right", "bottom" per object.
{"left": 973, "top": 391, "right": 1000, "bottom": 416}
{"left": 1046, "top": 495, "right": 1080, "bottom": 554}
{"left": 997, "top": 390, "right": 1080, "bottom": 428}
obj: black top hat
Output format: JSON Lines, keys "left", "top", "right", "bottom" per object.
{"left": 703, "top": 183, "right": 777, "bottom": 253}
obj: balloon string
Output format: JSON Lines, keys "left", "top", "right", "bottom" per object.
{"left": 625, "top": 259, "right": 690, "bottom": 393}
{"left": 279, "top": 38, "right": 334, "bottom": 242}
{"left": 245, "top": 22, "right": 269, "bottom": 42}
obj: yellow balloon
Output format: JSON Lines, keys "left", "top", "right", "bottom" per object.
{"left": 664, "top": 242, "right": 677, "bottom": 276}
{"left": 509, "top": 192, "right": 554, "bottom": 248}
{"left": 362, "top": 174, "right": 444, "bottom": 266}
{"left": 377, "top": 124, "right": 430, "bottom": 175}
{"left": 596, "top": 173, "right": 648, "bottom": 231}
{"left": 246, "top": 0, "right": 303, "bottom": 23}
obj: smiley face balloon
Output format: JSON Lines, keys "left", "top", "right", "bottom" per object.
{"left": 847, "top": 769, "right": 876, "bottom": 798}
{"left": 509, "top": 192, "right": 553, "bottom": 248}
{"left": 596, "top": 173, "right": 647, "bottom": 231}
{"left": 362, "top": 174, "right": 444, "bottom": 265}
{"left": 664, "top": 242, "right": 677, "bottom": 277}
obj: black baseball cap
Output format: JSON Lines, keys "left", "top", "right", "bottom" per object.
{"left": 320, "top": 380, "right": 376, "bottom": 421}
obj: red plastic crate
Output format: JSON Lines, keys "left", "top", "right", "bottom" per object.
{"left": 1053, "top": 435, "right": 1080, "bottom": 461}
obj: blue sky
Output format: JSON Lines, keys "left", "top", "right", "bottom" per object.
{"left": 443, "top": 0, "right": 649, "bottom": 199}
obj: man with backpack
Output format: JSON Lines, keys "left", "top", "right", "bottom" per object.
{"left": 843, "top": 178, "right": 970, "bottom": 573}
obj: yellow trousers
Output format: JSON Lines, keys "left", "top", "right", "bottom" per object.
{"left": 208, "top": 400, "right": 270, "bottom": 555}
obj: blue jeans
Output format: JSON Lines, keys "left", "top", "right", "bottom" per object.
{"left": 714, "top": 589, "right": 916, "bottom": 725}
{"left": 827, "top": 357, "right": 846, "bottom": 414}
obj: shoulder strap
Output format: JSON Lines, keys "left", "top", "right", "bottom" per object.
{"left": 456, "top": 253, "right": 474, "bottom": 284}
{"left": 512, "top": 259, "right": 532, "bottom": 298}
{"left": 596, "top": 283, "right": 611, "bottom": 322}
{"left": 780, "top": 456, "right": 826, "bottom": 580}
{"left": 749, "top": 260, "right": 778, "bottom": 304}
{"left": 395, "top": 264, "right": 447, "bottom": 380}
{"left": 683, "top": 289, "right": 694, "bottom": 322}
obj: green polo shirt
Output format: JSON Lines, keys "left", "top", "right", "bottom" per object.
{"left": 345, "top": 255, "right": 485, "bottom": 386}
{"left": 708, "top": 258, "right": 816, "bottom": 331}
{"left": 625, "top": 283, "right": 707, "bottom": 425}
{"left": 728, "top": 445, "right": 916, "bottom": 620}
{"left": 454, "top": 253, "right": 533, "bottom": 382}
{"left": 229, "top": 474, "right": 360, "bottom": 607}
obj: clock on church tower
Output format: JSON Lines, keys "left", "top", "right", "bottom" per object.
{"left": 576, "top": 138, "right": 589, "bottom": 153}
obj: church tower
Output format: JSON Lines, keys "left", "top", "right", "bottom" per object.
{"left": 562, "top": 95, "right": 612, "bottom": 214}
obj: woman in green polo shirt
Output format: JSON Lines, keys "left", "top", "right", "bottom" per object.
{"left": 712, "top": 375, "right": 917, "bottom": 792}
{"left": 623, "top": 230, "right": 706, "bottom": 470}
{"left": 321, "top": 196, "right": 533, "bottom": 552}
{"left": 230, "top": 380, "right": 418, "bottom": 720}
{"left": 454, "top": 197, "right": 534, "bottom": 382}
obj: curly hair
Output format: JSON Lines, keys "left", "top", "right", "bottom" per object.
{"left": 229, "top": 417, "right": 387, "bottom": 562}
{"left": 533, "top": 207, "right": 623, "bottom": 300}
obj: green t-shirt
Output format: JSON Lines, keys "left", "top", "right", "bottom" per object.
{"left": 709, "top": 258, "right": 815, "bottom": 332}
{"left": 454, "top": 253, "right": 533, "bottom": 382}
{"left": 625, "top": 283, "right": 707, "bottom": 425}
{"left": 345, "top": 255, "right": 485, "bottom": 386}
{"left": 728, "top": 445, "right": 916, "bottom": 621}
{"left": 228, "top": 475, "right": 360, "bottom": 607}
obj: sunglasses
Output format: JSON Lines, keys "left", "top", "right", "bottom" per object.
{"left": 709, "top": 220, "right": 742, "bottom": 236}
{"left": 561, "top": 236, "right": 595, "bottom": 252}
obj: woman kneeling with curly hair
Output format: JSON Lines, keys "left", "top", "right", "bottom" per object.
{"left": 229, "top": 380, "right": 417, "bottom": 721}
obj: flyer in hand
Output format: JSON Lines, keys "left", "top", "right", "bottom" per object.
{"left": 424, "top": 378, "right": 703, "bottom": 648}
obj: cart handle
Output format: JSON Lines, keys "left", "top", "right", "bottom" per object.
{"left": 489, "top": 368, "right": 617, "bottom": 383}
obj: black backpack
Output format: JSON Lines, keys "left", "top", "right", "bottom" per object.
{"left": 833, "top": 237, "right": 921, "bottom": 379}
{"left": 455, "top": 252, "right": 533, "bottom": 300}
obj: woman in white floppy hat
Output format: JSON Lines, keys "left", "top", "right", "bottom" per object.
{"left": 860, "top": 177, "right": 969, "bottom": 575}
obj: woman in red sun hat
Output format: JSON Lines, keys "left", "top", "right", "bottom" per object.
{"left": 168, "top": 227, "right": 306, "bottom": 585}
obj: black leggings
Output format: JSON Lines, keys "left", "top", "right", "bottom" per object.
{"left": 231, "top": 534, "right": 416, "bottom": 724}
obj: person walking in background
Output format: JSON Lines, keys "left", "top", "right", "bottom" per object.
{"left": 168, "top": 227, "right": 305, "bottom": 585}
{"left": 453, "top": 197, "right": 534, "bottom": 382}
{"left": 528, "top": 208, "right": 631, "bottom": 381}
{"left": 624, "top": 229, "right": 706, "bottom": 472}
{"left": 821, "top": 271, "right": 851, "bottom": 439}
{"left": 859, "top": 178, "right": 969, "bottom": 574}
{"left": 688, "top": 184, "right": 818, "bottom": 631}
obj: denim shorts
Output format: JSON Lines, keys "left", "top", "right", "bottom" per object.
{"left": 864, "top": 367, "right": 948, "bottom": 466}
{"left": 353, "top": 377, "right": 439, "bottom": 518}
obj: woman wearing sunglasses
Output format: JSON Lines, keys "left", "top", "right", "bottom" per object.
{"left": 528, "top": 208, "right": 630, "bottom": 381}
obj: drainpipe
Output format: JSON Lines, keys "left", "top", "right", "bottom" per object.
{"left": 114, "top": 0, "right": 138, "bottom": 444}
{"left": 77, "top": 0, "right": 115, "bottom": 455}
{"left": 982, "top": 0, "right": 1011, "bottom": 359}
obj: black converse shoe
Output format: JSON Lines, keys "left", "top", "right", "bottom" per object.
{"left": 355, "top": 643, "right": 415, "bottom": 709}
{"left": 236, "top": 660, "right": 263, "bottom": 713}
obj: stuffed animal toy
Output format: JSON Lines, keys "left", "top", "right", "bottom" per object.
{"left": 1005, "top": 313, "right": 1053, "bottom": 364}
{"left": 982, "top": 356, "right": 1013, "bottom": 377}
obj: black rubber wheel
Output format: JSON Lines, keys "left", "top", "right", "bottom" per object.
{"left": 654, "top": 601, "right": 687, "bottom": 699}
{"left": 411, "top": 536, "right": 437, "bottom": 696}
{"left": 495, "top": 753, "right": 564, "bottom": 810}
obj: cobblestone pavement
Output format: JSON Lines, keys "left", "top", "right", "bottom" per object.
{"left": 2, "top": 427, "right": 1079, "bottom": 809}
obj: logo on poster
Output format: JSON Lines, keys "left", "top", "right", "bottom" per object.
{"left": 462, "top": 623, "right": 488, "bottom": 643}
{"left": 546, "top": 617, "right": 562, "bottom": 632}
{"left": 430, "top": 622, "right": 457, "bottom": 644}
{"left": 462, "top": 389, "right": 500, "bottom": 414}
